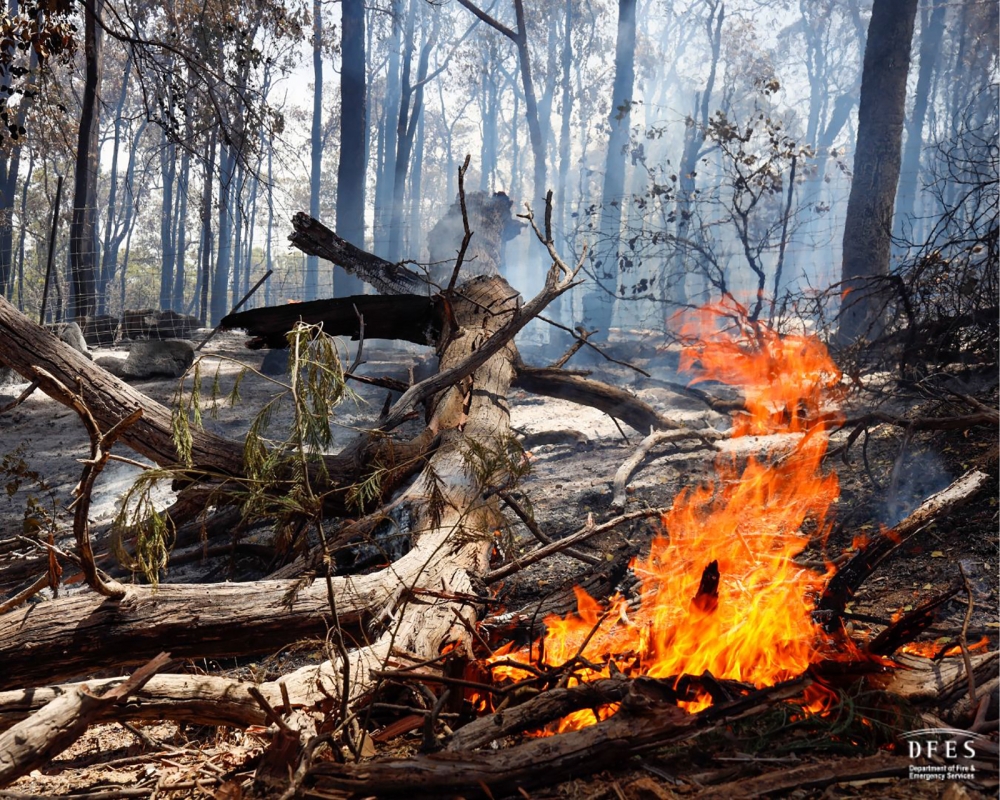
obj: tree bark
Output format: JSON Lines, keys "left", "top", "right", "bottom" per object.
{"left": 584, "top": 0, "right": 637, "bottom": 338}
{"left": 68, "top": 0, "right": 105, "bottom": 320}
{"left": 837, "top": 0, "right": 918, "bottom": 343}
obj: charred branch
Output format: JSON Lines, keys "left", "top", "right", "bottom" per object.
{"left": 221, "top": 294, "right": 444, "bottom": 350}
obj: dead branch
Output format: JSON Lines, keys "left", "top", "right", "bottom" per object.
{"left": 512, "top": 365, "right": 682, "bottom": 433}
{"left": 819, "top": 469, "right": 989, "bottom": 615}
{"left": 0, "top": 574, "right": 48, "bottom": 615}
{"left": 0, "top": 672, "right": 270, "bottom": 734}
{"left": 0, "top": 379, "right": 37, "bottom": 415}
{"left": 611, "top": 428, "right": 723, "bottom": 509}
{"left": 867, "top": 585, "right": 961, "bottom": 656}
{"left": 298, "top": 678, "right": 809, "bottom": 798}
{"left": 485, "top": 507, "right": 667, "bottom": 583}
{"left": 445, "top": 677, "right": 631, "bottom": 750}
{"left": 288, "top": 214, "right": 429, "bottom": 296}
{"left": 496, "top": 489, "right": 599, "bottom": 566}
{"left": 697, "top": 752, "right": 910, "bottom": 799}
{"left": 0, "top": 653, "right": 170, "bottom": 788}
{"left": 445, "top": 155, "right": 474, "bottom": 294}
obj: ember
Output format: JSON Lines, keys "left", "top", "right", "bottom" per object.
{"left": 490, "top": 301, "right": 850, "bottom": 727}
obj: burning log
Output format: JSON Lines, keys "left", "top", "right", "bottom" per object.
{"left": 819, "top": 468, "right": 989, "bottom": 618}
{"left": 692, "top": 560, "right": 720, "bottom": 613}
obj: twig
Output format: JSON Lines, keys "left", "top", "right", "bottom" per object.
{"left": 609, "top": 415, "right": 630, "bottom": 444}
{"left": 497, "top": 489, "right": 599, "bottom": 566}
{"left": 550, "top": 325, "right": 596, "bottom": 369}
{"left": 0, "top": 380, "right": 38, "bottom": 415}
{"left": 957, "top": 563, "right": 978, "bottom": 710}
{"left": 347, "top": 304, "right": 366, "bottom": 376}
{"left": 446, "top": 155, "right": 474, "bottom": 294}
{"left": 538, "top": 314, "right": 650, "bottom": 376}
{"left": 485, "top": 508, "right": 667, "bottom": 583}
{"left": 0, "top": 573, "right": 48, "bottom": 615}
{"left": 196, "top": 269, "right": 273, "bottom": 352}
{"left": 246, "top": 686, "right": 296, "bottom": 737}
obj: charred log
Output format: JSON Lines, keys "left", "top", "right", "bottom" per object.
{"left": 221, "top": 294, "right": 443, "bottom": 349}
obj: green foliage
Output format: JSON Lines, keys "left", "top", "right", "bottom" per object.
{"left": 733, "top": 684, "right": 921, "bottom": 757}
{"left": 463, "top": 433, "right": 532, "bottom": 490}
{"left": 118, "top": 322, "right": 359, "bottom": 584}
{"left": 110, "top": 468, "right": 176, "bottom": 587}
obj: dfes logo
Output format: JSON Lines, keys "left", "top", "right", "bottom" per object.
{"left": 901, "top": 728, "right": 985, "bottom": 782}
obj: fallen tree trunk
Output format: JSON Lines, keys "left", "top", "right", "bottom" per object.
{"left": 0, "top": 297, "right": 235, "bottom": 474}
{"left": 0, "top": 653, "right": 170, "bottom": 788}
{"left": 0, "top": 673, "right": 269, "bottom": 733}
{"left": 0, "top": 296, "right": 436, "bottom": 520}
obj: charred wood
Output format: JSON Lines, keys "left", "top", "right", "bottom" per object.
{"left": 221, "top": 294, "right": 443, "bottom": 350}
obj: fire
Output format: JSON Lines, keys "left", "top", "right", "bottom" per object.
{"left": 901, "top": 636, "right": 990, "bottom": 659}
{"left": 490, "top": 301, "right": 847, "bottom": 727}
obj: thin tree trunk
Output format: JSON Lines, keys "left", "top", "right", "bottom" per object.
{"left": 306, "top": 0, "right": 323, "bottom": 300}
{"left": 98, "top": 56, "right": 132, "bottom": 316}
{"left": 211, "top": 143, "right": 235, "bottom": 324}
{"left": 14, "top": 153, "right": 31, "bottom": 312}
{"left": 159, "top": 111, "right": 177, "bottom": 311}
{"left": 199, "top": 130, "right": 217, "bottom": 325}
{"left": 838, "top": 0, "right": 918, "bottom": 343}
{"left": 893, "top": 0, "right": 946, "bottom": 243}
{"left": 583, "top": 0, "right": 637, "bottom": 339}
{"left": 68, "top": 0, "right": 105, "bottom": 320}
{"left": 334, "top": 0, "right": 366, "bottom": 295}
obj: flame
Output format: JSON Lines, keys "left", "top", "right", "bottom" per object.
{"left": 489, "top": 301, "right": 848, "bottom": 727}
{"left": 901, "top": 636, "right": 990, "bottom": 659}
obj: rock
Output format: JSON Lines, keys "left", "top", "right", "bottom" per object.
{"left": 94, "top": 356, "right": 127, "bottom": 378}
{"left": 120, "top": 340, "right": 195, "bottom": 379}
{"left": 260, "top": 349, "right": 289, "bottom": 376}
{"left": 46, "top": 322, "right": 93, "bottom": 360}
{"left": 151, "top": 310, "right": 202, "bottom": 340}
{"left": 78, "top": 314, "right": 120, "bottom": 346}
{"left": 122, "top": 308, "right": 160, "bottom": 339}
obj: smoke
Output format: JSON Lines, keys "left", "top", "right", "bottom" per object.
{"left": 882, "top": 447, "right": 952, "bottom": 528}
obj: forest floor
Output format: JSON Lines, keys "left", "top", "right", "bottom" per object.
{"left": 0, "top": 329, "right": 997, "bottom": 799}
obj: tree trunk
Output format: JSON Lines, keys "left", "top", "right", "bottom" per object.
{"left": 306, "top": 0, "right": 323, "bottom": 301}
{"left": 583, "top": 0, "right": 637, "bottom": 338}
{"left": 334, "top": 0, "right": 367, "bottom": 296}
{"left": 893, "top": 0, "right": 946, "bottom": 244}
{"left": 837, "top": 0, "right": 918, "bottom": 343}
{"left": 68, "top": 0, "right": 105, "bottom": 320}
{"left": 211, "top": 143, "right": 235, "bottom": 324}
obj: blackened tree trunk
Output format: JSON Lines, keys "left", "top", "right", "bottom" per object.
{"left": 69, "top": 0, "right": 105, "bottom": 320}
{"left": 583, "top": 0, "right": 637, "bottom": 339}
{"left": 334, "top": 0, "right": 366, "bottom": 295}
{"left": 838, "top": 0, "right": 918, "bottom": 343}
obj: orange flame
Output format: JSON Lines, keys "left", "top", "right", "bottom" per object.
{"left": 490, "top": 301, "right": 848, "bottom": 726}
